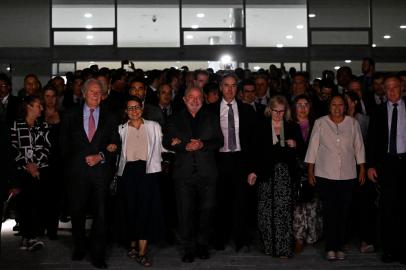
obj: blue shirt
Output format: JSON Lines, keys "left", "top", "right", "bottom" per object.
{"left": 83, "top": 104, "right": 100, "bottom": 137}
{"left": 387, "top": 99, "right": 406, "bottom": 154}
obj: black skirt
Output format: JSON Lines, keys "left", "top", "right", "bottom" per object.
{"left": 122, "top": 161, "right": 164, "bottom": 242}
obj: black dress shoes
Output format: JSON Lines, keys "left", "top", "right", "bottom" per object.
{"left": 182, "top": 253, "right": 195, "bottom": 263}
{"left": 92, "top": 259, "right": 108, "bottom": 269}
{"left": 381, "top": 253, "right": 397, "bottom": 263}
{"left": 71, "top": 250, "right": 86, "bottom": 261}
{"left": 197, "top": 246, "right": 210, "bottom": 260}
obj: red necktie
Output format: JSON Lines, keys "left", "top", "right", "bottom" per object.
{"left": 88, "top": 109, "right": 96, "bottom": 142}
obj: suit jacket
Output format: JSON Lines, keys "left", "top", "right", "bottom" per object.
{"left": 143, "top": 103, "right": 165, "bottom": 127}
{"left": 1, "top": 95, "right": 19, "bottom": 126}
{"left": 60, "top": 104, "right": 119, "bottom": 182}
{"left": 0, "top": 122, "right": 16, "bottom": 200}
{"left": 145, "top": 86, "right": 159, "bottom": 106}
{"left": 366, "top": 98, "right": 406, "bottom": 169}
{"left": 163, "top": 108, "right": 223, "bottom": 180}
{"left": 253, "top": 119, "right": 300, "bottom": 181}
{"left": 208, "top": 100, "right": 258, "bottom": 172}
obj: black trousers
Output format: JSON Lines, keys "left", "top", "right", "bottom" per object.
{"left": 317, "top": 178, "right": 355, "bottom": 251}
{"left": 214, "top": 152, "right": 248, "bottom": 246}
{"left": 69, "top": 169, "right": 107, "bottom": 260}
{"left": 18, "top": 167, "right": 51, "bottom": 239}
{"left": 175, "top": 173, "right": 216, "bottom": 252}
{"left": 380, "top": 154, "right": 406, "bottom": 256}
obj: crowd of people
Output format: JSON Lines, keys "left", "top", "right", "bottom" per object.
{"left": 0, "top": 57, "right": 405, "bottom": 268}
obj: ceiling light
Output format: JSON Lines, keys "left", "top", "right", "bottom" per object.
{"left": 89, "top": 61, "right": 95, "bottom": 64}
{"left": 85, "top": 25, "right": 93, "bottom": 29}
{"left": 334, "top": 66, "right": 340, "bottom": 70}
{"left": 372, "top": 44, "right": 377, "bottom": 47}
{"left": 196, "top": 13, "right": 205, "bottom": 18}
{"left": 308, "top": 13, "right": 316, "bottom": 18}
{"left": 84, "top": 13, "right": 93, "bottom": 18}
{"left": 6, "top": 67, "right": 10, "bottom": 71}
{"left": 345, "top": 60, "right": 352, "bottom": 63}
{"left": 186, "top": 35, "right": 194, "bottom": 39}
{"left": 276, "top": 44, "right": 284, "bottom": 48}
{"left": 191, "top": 25, "right": 199, "bottom": 29}
{"left": 296, "top": 24, "right": 304, "bottom": 29}
{"left": 253, "top": 66, "right": 261, "bottom": 71}
{"left": 400, "top": 25, "right": 406, "bottom": 29}
{"left": 383, "top": 35, "right": 391, "bottom": 39}
{"left": 286, "top": 35, "right": 293, "bottom": 39}
{"left": 86, "top": 35, "right": 94, "bottom": 40}
{"left": 220, "top": 54, "right": 232, "bottom": 64}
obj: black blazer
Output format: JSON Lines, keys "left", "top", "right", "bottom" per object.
{"left": 163, "top": 108, "right": 223, "bottom": 180}
{"left": 60, "top": 104, "right": 119, "bottom": 181}
{"left": 4, "top": 95, "right": 19, "bottom": 126}
{"left": 366, "top": 98, "right": 406, "bottom": 169}
{"left": 143, "top": 103, "right": 165, "bottom": 127}
{"left": 253, "top": 119, "right": 300, "bottom": 181}
{"left": 209, "top": 100, "right": 258, "bottom": 172}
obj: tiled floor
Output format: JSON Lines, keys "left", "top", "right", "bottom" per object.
{"left": 0, "top": 220, "right": 404, "bottom": 270}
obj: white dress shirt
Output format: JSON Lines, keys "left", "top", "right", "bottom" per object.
{"left": 219, "top": 99, "right": 241, "bottom": 152}
{"left": 305, "top": 115, "right": 365, "bottom": 180}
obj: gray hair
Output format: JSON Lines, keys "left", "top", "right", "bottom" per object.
{"left": 81, "top": 78, "right": 106, "bottom": 96}
{"left": 264, "top": 94, "right": 291, "bottom": 121}
{"left": 184, "top": 86, "right": 204, "bottom": 99}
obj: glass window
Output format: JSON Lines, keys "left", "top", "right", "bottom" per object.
{"left": 182, "top": 0, "right": 244, "bottom": 28}
{"left": 311, "top": 31, "right": 369, "bottom": 45}
{"left": 308, "top": 0, "right": 370, "bottom": 28}
{"left": 372, "top": 0, "right": 406, "bottom": 47}
{"left": 54, "top": 31, "right": 114, "bottom": 45}
{"left": 117, "top": 1, "right": 180, "bottom": 47}
{"left": 246, "top": 0, "right": 307, "bottom": 47}
{"left": 310, "top": 60, "right": 362, "bottom": 80}
{"left": 183, "top": 31, "right": 243, "bottom": 45}
{"left": 52, "top": 1, "right": 115, "bottom": 28}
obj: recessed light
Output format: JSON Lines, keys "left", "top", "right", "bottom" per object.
{"left": 85, "top": 25, "right": 93, "bottom": 29}
{"left": 334, "top": 66, "right": 340, "bottom": 70}
{"left": 400, "top": 25, "right": 406, "bottom": 29}
{"left": 196, "top": 13, "right": 205, "bottom": 18}
{"left": 254, "top": 66, "right": 261, "bottom": 71}
{"left": 372, "top": 44, "right": 377, "bottom": 47}
{"left": 308, "top": 13, "right": 316, "bottom": 18}
{"left": 186, "top": 35, "right": 194, "bottom": 39}
{"left": 86, "top": 35, "right": 94, "bottom": 40}
{"left": 84, "top": 13, "right": 93, "bottom": 18}
{"left": 296, "top": 25, "right": 304, "bottom": 29}
{"left": 191, "top": 25, "right": 199, "bottom": 29}
{"left": 345, "top": 60, "right": 352, "bottom": 63}
{"left": 220, "top": 54, "right": 232, "bottom": 64}
{"left": 276, "top": 44, "right": 284, "bottom": 48}
{"left": 6, "top": 67, "right": 10, "bottom": 71}
{"left": 286, "top": 35, "right": 293, "bottom": 39}
{"left": 90, "top": 61, "right": 95, "bottom": 64}
{"left": 383, "top": 35, "right": 391, "bottom": 39}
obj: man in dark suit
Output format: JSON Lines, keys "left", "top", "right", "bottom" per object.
{"left": 60, "top": 79, "right": 119, "bottom": 269}
{"left": 145, "top": 69, "right": 162, "bottom": 106}
{"left": 0, "top": 73, "right": 19, "bottom": 126}
{"left": 210, "top": 73, "right": 257, "bottom": 251}
{"left": 364, "top": 72, "right": 386, "bottom": 116}
{"left": 163, "top": 87, "right": 223, "bottom": 263}
{"left": 367, "top": 75, "right": 406, "bottom": 264}
{"left": 128, "top": 78, "right": 164, "bottom": 126}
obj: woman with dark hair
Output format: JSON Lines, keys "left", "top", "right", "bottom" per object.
{"left": 247, "top": 94, "right": 298, "bottom": 258}
{"left": 305, "top": 93, "right": 365, "bottom": 261}
{"left": 117, "top": 96, "right": 164, "bottom": 267}
{"left": 291, "top": 94, "right": 323, "bottom": 253}
{"left": 41, "top": 85, "right": 62, "bottom": 239}
{"left": 345, "top": 91, "right": 369, "bottom": 142}
{"left": 10, "top": 95, "right": 51, "bottom": 251}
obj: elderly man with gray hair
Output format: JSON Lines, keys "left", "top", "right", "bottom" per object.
{"left": 60, "top": 78, "right": 119, "bottom": 269}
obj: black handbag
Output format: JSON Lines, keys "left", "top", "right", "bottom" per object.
{"left": 295, "top": 158, "right": 315, "bottom": 203}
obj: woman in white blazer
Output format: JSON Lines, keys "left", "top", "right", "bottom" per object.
{"left": 117, "top": 96, "right": 164, "bottom": 267}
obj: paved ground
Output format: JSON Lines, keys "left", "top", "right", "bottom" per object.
{"left": 0, "top": 220, "right": 405, "bottom": 270}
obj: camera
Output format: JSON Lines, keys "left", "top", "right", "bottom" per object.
{"left": 152, "top": 15, "right": 157, "bottom": 23}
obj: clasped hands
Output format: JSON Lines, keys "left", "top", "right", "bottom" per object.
{"left": 170, "top": 137, "right": 203, "bottom": 152}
